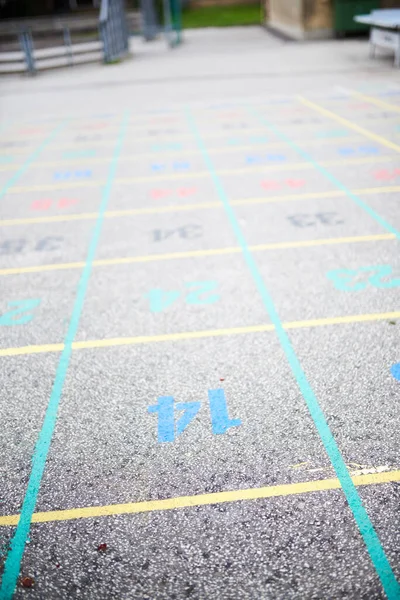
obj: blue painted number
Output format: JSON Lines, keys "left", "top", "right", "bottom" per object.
{"left": 62, "top": 150, "right": 96, "bottom": 159}
{"left": 228, "top": 136, "right": 268, "bottom": 146}
{"left": 148, "top": 389, "right": 241, "bottom": 443}
{"left": 337, "top": 145, "right": 379, "bottom": 156}
{"left": 54, "top": 170, "right": 92, "bottom": 179}
{"left": 391, "top": 363, "right": 400, "bottom": 381}
{"left": 246, "top": 154, "right": 286, "bottom": 164}
{"left": 0, "top": 299, "right": 40, "bottom": 326}
{"left": 146, "top": 281, "right": 219, "bottom": 312}
{"left": 151, "top": 161, "right": 190, "bottom": 172}
{"left": 326, "top": 265, "right": 400, "bottom": 291}
{"left": 185, "top": 281, "right": 219, "bottom": 305}
{"left": 151, "top": 143, "right": 183, "bottom": 151}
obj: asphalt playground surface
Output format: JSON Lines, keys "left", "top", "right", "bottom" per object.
{"left": 0, "top": 26, "right": 399, "bottom": 599}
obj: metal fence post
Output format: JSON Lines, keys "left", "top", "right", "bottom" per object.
{"left": 99, "top": 0, "right": 130, "bottom": 63}
{"left": 141, "top": 0, "right": 158, "bottom": 41}
{"left": 63, "top": 26, "right": 74, "bottom": 66}
{"left": 19, "top": 29, "right": 36, "bottom": 74}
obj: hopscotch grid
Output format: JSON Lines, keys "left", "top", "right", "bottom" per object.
{"left": 0, "top": 84, "right": 396, "bottom": 126}
{"left": 298, "top": 96, "right": 400, "bottom": 155}
{"left": 0, "top": 134, "right": 367, "bottom": 171}
{"left": 0, "top": 233, "right": 396, "bottom": 277}
{"left": 1, "top": 131, "right": 384, "bottom": 156}
{"left": 185, "top": 109, "right": 400, "bottom": 598}
{"left": 0, "top": 122, "right": 68, "bottom": 200}
{"left": 270, "top": 100, "right": 400, "bottom": 240}
{"left": 0, "top": 469, "right": 399, "bottom": 528}
{"left": 1, "top": 155, "right": 398, "bottom": 194}
{"left": 0, "top": 113, "right": 130, "bottom": 600}
{"left": 2, "top": 85, "right": 399, "bottom": 136}
{"left": 3, "top": 110, "right": 400, "bottom": 143}
{"left": 0, "top": 310, "right": 399, "bottom": 358}
{"left": 1, "top": 93, "right": 399, "bottom": 594}
{"left": 341, "top": 89, "right": 400, "bottom": 114}
{"left": 1, "top": 185, "right": 400, "bottom": 227}
{"left": 3, "top": 109, "right": 400, "bottom": 154}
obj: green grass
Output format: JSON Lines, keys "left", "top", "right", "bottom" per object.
{"left": 182, "top": 3, "right": 261, "bottom": 28}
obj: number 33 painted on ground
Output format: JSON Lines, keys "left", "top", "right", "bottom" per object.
{"left": 326, "top": 265, "right": 400, "bottom": 291}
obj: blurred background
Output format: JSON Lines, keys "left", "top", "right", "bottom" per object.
{"left": 1, "top": 0, "right": 400, "bottom": 67}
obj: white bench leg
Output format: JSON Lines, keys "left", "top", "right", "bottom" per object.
{"left": 396, "top": 33, "right": 400, "bottom": 68}
{"left": 369, "top": 30, "right": 375, "bottom": 58}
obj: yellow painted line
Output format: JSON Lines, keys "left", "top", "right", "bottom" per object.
{"left": 252, "top": 233, "right": 395, "bottom": 250}
{"left": 233, "top": 185, "right": 400, "bottom": 205}
{"left": 5, "top": 156, "right": 396, "bottom": 194}
{"left": 0, "top": 311, "right": 398, "bottom": 358}
{"left": 10, "top": 180, "right": 103, "bottom": 193}
{"left": 2, "top": 184, "right": 400, "bottom": 227}
{"left": 1, "top": 470, "right": 399, "bottom": 527}
{"left": 54, "top": 114, "right": 398, "bottom": 138}
{"left": 0, "top": 202, "right": 221, "bottom": 226}
{"left": 343, "top": 90, "right": 400, "bottom": 114}
{"left": 298, "top": 96, "right": 400, "bottom": 153}
{"left": 7, "top": 134, "right": 364, "bottom": 157}
{"left": 282, "top": 311, "right": 400, "bottom": 329}
{"left": 0, "top": 342, "right": 65, "bottom": 356}
{"left": 0, "top": 127, "right": 287, "bottom": 146}
{"left": 0, "top": 261, "right": 87, "bottom": 276}
{"left": 0, "top": 234, "right": 394, "bottom": 277}
{"left": 0, "top": 136, "right": 365, "bottom": 171}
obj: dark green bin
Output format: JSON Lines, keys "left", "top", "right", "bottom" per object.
{"left": 334, "top": 0, "right": 380, "bottom": 34}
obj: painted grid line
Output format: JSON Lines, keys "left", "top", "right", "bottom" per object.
{"left": 335, "top": 88, "right": 400, "bottom": 114}
{"left": 1, "top": 154, "right": 397, "bottom": 194}
{"left": 0, "top": 113, "right": 130, "bottom": 600}
{"left": 0, "top": 233, "right": 395, "bottom": 277}
{"left": 0, "top": 310, "right": 398, "bottom": 358}
{"left": 298, "top": 96, "right": 400, "bottom": 155}
{"left": 0, "top": 469, "right": 399, "bottom": 528}
{"left": 1, "top": 185, "right": 400, "bottom": 228}
{"left": 0, "top": 135, "right": 366, "bottom": 170}
{"left": 186, "top": 108, "right": 400, "bottom": 599}
{"left": 0, "top": 122, "right": 67, "bottom": 201}
{"left": 251, "top": 106, "right": 400, "bottom": 239}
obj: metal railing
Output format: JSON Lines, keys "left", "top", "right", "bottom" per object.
{"left": 99, "top": 0, "right": 130, "bottom": 63}
{"left": 0, "top": 15, "right": 105, "bottom": 74}
{"left": 140, "top": 0, "right": 183, "bottom": 47}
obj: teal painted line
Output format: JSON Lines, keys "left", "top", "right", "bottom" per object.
{"left": 0, "top": 112, "right": 129, "bottom": 600}
{"left": 0, "top": 123, "right": 67, "bottom": 201}
{"left": 250, "top": 107, "right": 400, "bottom": 240}
{"left": 186, "top": 108, "right": 400, "bottom": 600}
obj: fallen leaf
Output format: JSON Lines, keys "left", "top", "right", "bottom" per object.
{"left": 21, "top": 576, "right": 35, "bottom": 588}
{"left": 97, "top": 543, "right": 107, "bottom": 552}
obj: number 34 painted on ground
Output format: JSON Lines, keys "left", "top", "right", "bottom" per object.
{"left": 327, "top": 265, "right": 400, "bottom": 291}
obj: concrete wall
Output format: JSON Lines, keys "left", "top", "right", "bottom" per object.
{"left": 381, "top": 0, "right": 400, "bottom": 6}
{"left": 191, "top": 0, "right": 257, "bottom": 7}
{"left": 304, "top": 0, "right": 333, "bottom": 34}
{"left": 267, "top": 0, "right": 333, "bottom": 39}
{"left": 266, "top": 0, "right": 400, "bottom": 39}
{"left": 267, "top": 0, "right": 304, "bottom": 39}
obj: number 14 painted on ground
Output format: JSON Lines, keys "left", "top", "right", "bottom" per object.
{"left": 148, "top": 389, "right": 241, "bottom": 443}
{"left": 145, "top": 281, "right": 219, "bottom": 312}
